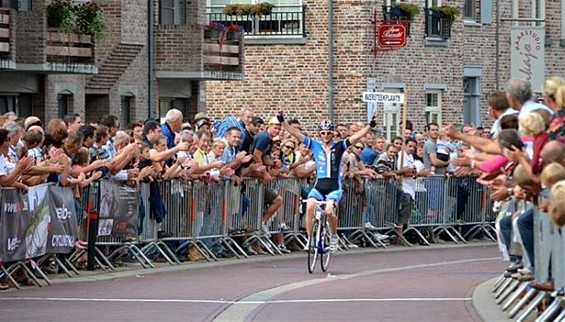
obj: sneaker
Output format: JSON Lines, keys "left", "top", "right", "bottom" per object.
{"left": 278, "top": 244, "right": 291, "bottom": 254}
{"left": 373, "top": 232, "right": 389, "bottom": 241}
{"left": 328, "top": 235, "right": 338, "bottom": 253}
{"left": 506, "top": 260, "right": 523, "bottom": 273}
{"left": 278, "top": 223, "right": 290, "bottom": 231}
{"left": 517, "top": 268, "right": 531, "bottom": 275}
{"left": 364, "top": 222, "right": 378, "bottom": 230}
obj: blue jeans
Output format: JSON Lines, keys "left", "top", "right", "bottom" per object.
{"left": 517, "top": 208, "right": 534, "bottom": 269}
{"left": 499, "top": 214, "right": 520, "bottom": 261}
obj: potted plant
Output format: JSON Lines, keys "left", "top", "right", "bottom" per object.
{"left": 223, "top": 2, "right": 273, "bottom": 16}
{"left": 433, "top": 5, "right": 460, "bottom": 23}
{"left": 75, "top": 2, "right": 106, "bottom": 38}
{"left": 204, "top": 21, "right": 225, "bottom": 40}
{"left": 223, "top": 4, "right": 252, "bottom": 16}
{"left": 46, "top": 0, "right": 106, "bottom": 37}
{"left": 224, "top": 24, "right": 244, "bottom": 41}
{"left": 46, "top": 0, "right": 76, "bottom": 33}
{"left": 250, "top": 2, "right": 273, "bottom": 16}
{"left": 391, "top": 2, "right": 420, "bottom": 21}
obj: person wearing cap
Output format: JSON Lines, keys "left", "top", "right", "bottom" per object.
{"left": 194, "top": 112, "right": 211, "bottom": 131}
{"left": 251, "top": 117, "right": 283, "bottom": 235}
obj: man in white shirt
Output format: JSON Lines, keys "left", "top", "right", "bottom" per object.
{"left": 505, "top": 78, "right": 552, "bottom": 121}
{"left": 396, "top": 138, "right": 432, "bottom": 244}
{"left": 487, "top": 91, "right": 518, "bottom": 139}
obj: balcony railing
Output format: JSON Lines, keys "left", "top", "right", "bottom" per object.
{"left": 46, "top": 31, "right": 94, "bottom": 63}
{"left": 424, "top": 8, "right": 452, "bottom": 39}
{"left": 206, "top": 5, "right": 306, "bottom": 37}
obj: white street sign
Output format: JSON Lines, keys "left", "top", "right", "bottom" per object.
{"left": 363, "top": 92, "right": 404, "bottom": 103}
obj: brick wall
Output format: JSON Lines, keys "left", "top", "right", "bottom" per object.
{"left": 15, "top": 0, "right": 46, "bottom": 64}
{"left": 205, "top": 0, "right": 565, "bottom": 135}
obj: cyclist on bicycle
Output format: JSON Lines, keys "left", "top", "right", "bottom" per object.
{"left": 277, "top": 111, "right": 377, "bottom": 252}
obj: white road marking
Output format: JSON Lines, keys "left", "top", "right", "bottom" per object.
{"left": 0, "top": 296, "right": 472, "bottom": 304}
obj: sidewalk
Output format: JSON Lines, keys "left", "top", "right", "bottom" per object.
{"left": 473, "top": 278, "right": 537, "bottom": 322}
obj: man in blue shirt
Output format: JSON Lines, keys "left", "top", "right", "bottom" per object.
{"left": 279, "top": 112, "right": 377, "bottom": 252}
{"left": 252, "top": 117, "right": 283, "bottom": 235}
{"left": 161, "top": 109, "right": 183, "bottom": 149}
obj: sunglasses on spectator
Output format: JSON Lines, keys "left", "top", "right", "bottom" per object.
{"left": 283, "top": 145, "right": 295, "bottom": 150}
{"left": 319, "top": 131, "right": 332, "bottom": 136}
{"left": 353, "top": 145, "right": 363, "bottom": 149}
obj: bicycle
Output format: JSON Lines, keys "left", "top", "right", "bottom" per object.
{"left": 303, "top": 200, "right": 334, "bottom": 274}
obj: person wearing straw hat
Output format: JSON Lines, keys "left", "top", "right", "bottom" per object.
{"left": 193, "top": 112, "right": 211, "bottom": 131}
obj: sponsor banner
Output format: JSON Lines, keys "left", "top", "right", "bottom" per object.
{"left": 0, "top": 188, "right": 30, "bottom": 262}
{"left": 46, "top": 185, "right": 78, "bottom": 254}
{"left": 25, "top": 184, "right": 50, "bottom": 259}
{"left": 510, "top": 26, "right": 545, "bottom": 93}
{"left": 98, "top": 180, "right": 139, "bottom": 238}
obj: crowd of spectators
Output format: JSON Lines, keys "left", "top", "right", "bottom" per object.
{"left": 1, "top": 76, "right": 563, "bottom": 294}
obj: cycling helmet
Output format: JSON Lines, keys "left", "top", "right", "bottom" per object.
{"left": 318, "top": 120, "right": 335, "bottom": 131}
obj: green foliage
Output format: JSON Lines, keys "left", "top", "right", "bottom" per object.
{"left": 223, "top": 2, "right": 274, "bottom": 16}
{"left": 433, "top": 5, "right": 460, "bottom": 23}
{"left": 394, "top": 3, "right": 420, "bottom": 21}
{"left": 46, "top": 0, "right": 106, "bottom": 37}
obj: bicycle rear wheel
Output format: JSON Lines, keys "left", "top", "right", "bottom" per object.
{"left": 320, "top": 220, "right": 331, "bottom": 272}
{"left": 307, "top": 220, "right": 319, "bottom": 274}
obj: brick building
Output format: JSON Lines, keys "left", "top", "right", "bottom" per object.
{"left": 205, "top": 0, "right": 565, "bottom": 140}
{"left": 0, "top": 0, "right": 243, "bottom": 125}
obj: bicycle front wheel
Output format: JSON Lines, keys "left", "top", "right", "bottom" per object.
{"left": 320, "top": 221, "right": 331, "bottom": 272}
{"left": 307, "top": 220, "right": 319, "bottom": 274}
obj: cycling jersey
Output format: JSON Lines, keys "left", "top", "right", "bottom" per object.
{"left": 303, "top": 136, "right": 351, "bottom": 202}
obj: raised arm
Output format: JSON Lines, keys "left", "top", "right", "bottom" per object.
{"left": 348, "top": 115, "right": 377, "bottom": 145}
{"left": 277, "top": 111, "right": 306, "bottom": 143}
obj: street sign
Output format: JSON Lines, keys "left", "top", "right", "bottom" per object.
{"left": 378, "top": 24, "right": 407, "bottom": 48}
{"left": 362, "top": 92, "right": 404, "bottom": 103}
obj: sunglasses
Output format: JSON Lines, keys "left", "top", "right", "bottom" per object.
{"left": 353, "top": 145, "right": 363, "bottom": 149}
{"left": 284, "top": 145, "right": 295, "bottom": 150}
{"left": 319, "top": 131, "right": 333, "bottom": 136}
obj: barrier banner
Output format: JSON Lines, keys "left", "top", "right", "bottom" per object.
{"left": 98, "top": 180, "right": 139, "bottom": 238}
{"left": 25, "top": 184, "right": 50, "bottom": 259}
{"left": 46, "top": 185, "right": 78, "bottom": 254}
{"left": 0, "top": 188, "right": 31, "bottom": 262}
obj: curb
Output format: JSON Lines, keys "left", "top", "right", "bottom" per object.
{"left": 472, "top": 277, "right": 514, "bottom": 322}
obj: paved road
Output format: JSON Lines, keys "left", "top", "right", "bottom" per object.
{"left": 0, "top": 243, "right": 504, "bottom": 322}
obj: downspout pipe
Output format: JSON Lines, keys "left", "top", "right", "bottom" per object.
{"left": 147, "top": 0, "right": 154, "bottom": 120}
{"left": 328, "top": 0, "right": 334, "bottom": 121}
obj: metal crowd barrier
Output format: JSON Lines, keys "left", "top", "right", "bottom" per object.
{"left": 266, "top": 178, "right": 304, "bottom": 250}
{"left": 340, "top": 176, "right": 493, "bottom": 246}
{"left": 1, "top": 174, "right": 500, "bottom": 290}
{"left": 491, "top": 207, "right": 565, "bottom": 322}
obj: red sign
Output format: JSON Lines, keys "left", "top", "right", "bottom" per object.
{"left": 378, "top": 24, "right": 407, "bottom": 48}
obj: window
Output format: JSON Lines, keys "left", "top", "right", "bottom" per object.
{"left": 381, "top": 89, "right": 402, "bottom": 142}
{"left": 463, "top": 77, "right": 480, "bottom": 126}
{"left": 159, "top": 0, "right": 186, "bottom": 25}
{"left": 424, "top": 0, "right": 452, "bottom": 39}
{"left": 463, "top": 0, "right": 476, "bottom": 20}
{"left": 57, "top": 92, "right": 73, "bottom": 118}
{"left": 159, "top": 98, "right": 187, "bottom": 123}
{"left": 0, "top": 0, "right": 31, "bottom": 11}
{"left": 425, "top": 91, "right": 442, "bottom": 125}
{"left": 207, "top": 0, "right": 304, "bottom": 36}
{"left": 121, "top": 96, "right": 134, "bottom": 127}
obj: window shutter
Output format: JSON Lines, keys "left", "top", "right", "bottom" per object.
{"left": 480, "top": 0, "right": 492, "bottom": 24}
